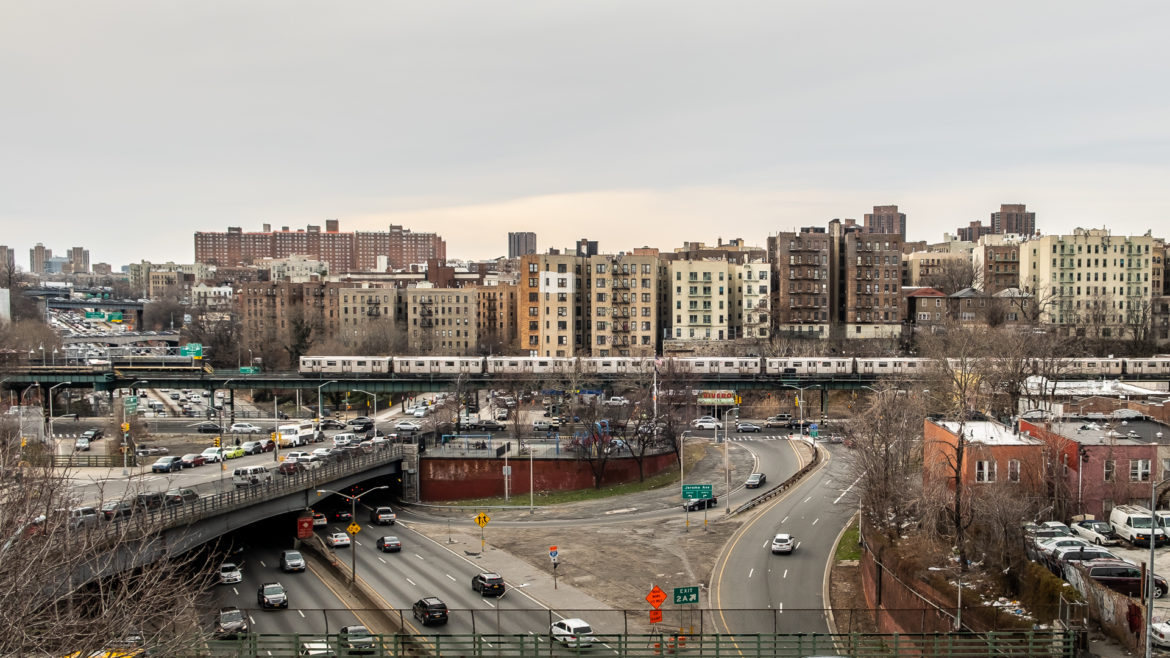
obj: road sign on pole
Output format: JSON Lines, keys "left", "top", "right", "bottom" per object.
{"left": 474, "top": 512, "right": 490, "bottom": 528}
{"left": 549, "top": 545, "right": 558, "bottom": 560}
{"left": 673, "top": 586, "right": 700, "bottom": 605}
{"left": 646, "top": 585, "right": 667, "bottom": 609}
{"left": 346, "top": 522, "right": 361, "bottom": 535}
{"left": 681, "top": 484, "right": 712, "bottom": 499}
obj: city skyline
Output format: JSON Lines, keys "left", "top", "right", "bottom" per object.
{"left": 3, "top": 2, "right": 1167, "bottom": 267}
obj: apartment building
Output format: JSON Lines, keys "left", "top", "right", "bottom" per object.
{"left": 476, "top": 283, "right": 519, "bottom": 353}
{"left": 840, "top": 221, "right": 903, "bottom": 338}
{"left": 237, "top": 280, "right": 342, "bottom": 357}
{"left": 260, "top": 255, "right": 329, "bottom": 282}
{"left": 338, "top": 283, "right": 399, "bottom": 343}
{"left": 1022, "top": 228, "right": 1161, "bottom": 338}
{"left": 518, "top": 254, "right": 587, "bottom": 357}
{"left": 508, "top": 232, "right": 536, "bottom": 259}
{"left": 992, "top": 203, "right": 1036, "bottom": 236}
{"left": 0, "top": 245, "right": 14, "bottom": 272}
{"left": 67, "top": 247, "right": 90, "bottom": 275}
{"left": 588, "top": 253, "right": 659, "bottom": 357}
{"left": 403, "top": 285, "right": 479, "bottom": 354}
{"left": 30, "top": 243, "right": 50, "bottom": 275}
{"left": 863, "top": 205, "right": 907, "bottom": 240}
{"left": 971, "top": 235, "right": 1022, "bottom": 295}
{"left": 767, "top": 227, "right": 832, "bottom": 336}
{"left": 195, "top": 220, "right": 445, "bottom": 272}
{"left": 904, "top": 251, "right": 970, "bottom": 288}
{"left": 667, "top": 258, "right": 769, "bottom": 342}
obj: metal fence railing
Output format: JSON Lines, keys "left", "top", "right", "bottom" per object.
{"left": 194, "top": 629, "right": 1075, "bottom": 657}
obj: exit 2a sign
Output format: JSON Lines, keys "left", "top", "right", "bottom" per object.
{"left": 673, "top": 586, "right": 700, "bottom": 605}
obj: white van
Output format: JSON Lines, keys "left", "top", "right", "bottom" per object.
{"left": 278, "top": 422, "right": 315, "bottom": 448}
{"left": 1109, "top": 504, "right": 1167, "bottom": 547}
{"left": 232, "top": 465, "right": 272, "bottom": 487}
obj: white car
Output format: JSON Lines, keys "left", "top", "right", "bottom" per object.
{"left": 201, "top": 447, "right": 224, "bottom": 463}
{"left": 1152, "top": 621, "right": 1170, "bottom": 648}
{"left": 395, "top": 420, "right": 422, "bottom": 432}
{"left": 327, "top": 532, "right": 351, "bottom": 548}
{"left": 332, "top": 433, "right": 357, "bottom": 447}
{"left": 1034, "top": 536, "right": 1090, "bottom": 560}
{"left": 692, "top": 418, "right": 723, "bottom": 430}
{"left": 219, "top": 562, "right": 242, "bottom": 584}
{"left": 284, "top": 451, "right": 311, "bottom": 463}
{"left": 229, "top": 423, "right": 262, "bottom": 434}
{"left": 1070, "top": 519, "right": 1120, "bottom": 546}
{"left": 771, "top": 533, "right": 795, "bottom": 554}
{"left": 550, "top": 618, "right": 594, "bottom": 647}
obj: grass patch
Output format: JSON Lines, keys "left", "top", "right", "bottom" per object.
{"left": 433, "top": 442, "right": 709, "bottom": 507}
{"left": 835, "top": 519, "right": 862, "bottom": 561}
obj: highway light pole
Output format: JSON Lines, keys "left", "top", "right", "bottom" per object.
{"left": 781, "top": 384, "right": 819, "bottom": 437}
{"left": 316, "top": 486, "right": 388, "bottom": 586}
{"left": 724, "top": 407, "right": 739, "bottom": 514}
{"left": 1147, "top": 450, "right": 1167, "bottom": 658}
{"left": 928, "top": 566, "right": 963, "bottom": 630}
{"left": 317, "top": 381, "right": 337, "bottom": 433}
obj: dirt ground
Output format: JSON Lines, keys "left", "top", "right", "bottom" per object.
{"left": 411, "top": 439, "right": 760, "bottom": 611}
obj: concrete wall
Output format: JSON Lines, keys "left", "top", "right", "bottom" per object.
{"left": 419, "top": 452, "right": 676, "bottom": 501}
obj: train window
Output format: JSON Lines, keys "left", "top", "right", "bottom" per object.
{"left": 326, "top": 361, "right": 337, "bottom": 367}
{"left": 538, "top": 361, "right": 548, "bottom": 367}
{"left": 445, "top": 361, "right": 455, "bottom": 367}
{"left": 356, "top": 361, "right": 366, "bottom": 366}
{"left": 416, "top": 361, "right": 425, "bottom": 366}
{"left": 822, "top": 362, "right": 831, "bottom": 367}
{"left": 1085, "top": 362, "right": 1095, "bottom": 368}
{"left": 602, "top": 362, "right": 612, "bottom": 367}
{"left": 908, "top": 362, "right": 917, "bottom": 368}
{"left": 1150, "top": 362, "right": 1158, "bottom": 367}
{"left": 877, "top": 362, "right": 888, "bottom": 368}
{"left": 793, "top": 362, "right": 802, "bottom": 367}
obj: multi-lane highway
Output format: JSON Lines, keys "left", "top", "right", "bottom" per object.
{"left": 710, "top": 440, "right": 855, "bottom": 634}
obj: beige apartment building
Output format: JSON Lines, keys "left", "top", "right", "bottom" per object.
{"left": 1022, "top": 228, "right": 1162, "bottom": 337}
{"left": 476, "top": 283, "right": 519, "bottom": 354}
{"left": 667, "top": 259, "right": 769, "bottom": 342}
{"left": 402, "top": 285, "right": 479, "bottom": 354}
{"left": 338, "top": 283, "right": 399, "bottom": 345}
{"left": 518, "top": 254, "right": 587, "bottom": 357}
{"left": 588, "top": 253, "right": 659, "bottom": 357}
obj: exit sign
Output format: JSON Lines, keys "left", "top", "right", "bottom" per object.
{"left": 682, "top": 484, "right": 712, "bottom": 499}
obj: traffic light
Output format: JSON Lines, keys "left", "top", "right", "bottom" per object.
{"left": 121, "top": 422, "right": 130, "bottom": 432}
{"left": 214, "top": 437, "right": 220, "bottom": 448}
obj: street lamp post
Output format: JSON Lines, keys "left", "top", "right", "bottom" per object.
{"left": 354, "top": 390, "right": 377, "bottom": 438}
{"left": 47, "top": 382, "right": 72, "bottom": 448}
{"left": 781, "top": 384, "right": 819, "bottom": 438}
{"left": 724, "top": 407, "right": 739, "bottom": 513}
{"left": 1148, "top": 435, "right": 1167, "bottom": 658}
{"left": 316, "top": 486, "right": 388, "bottom": 586}
{"left": 317, "top": 381, "right": 338, "bottom": 433}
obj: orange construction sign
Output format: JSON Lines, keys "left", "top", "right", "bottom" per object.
{"left": 649, "top": 609, "right": 663, "bottom": 624}
{"left": 646, "top": 585, "right": 667, "bottom": 609}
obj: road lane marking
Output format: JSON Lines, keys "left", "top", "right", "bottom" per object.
{"left": 298, "top": 610, "right": 305, "bottom": 618}
{"left": 446, "top": 573, "right": 456, "bottom": 581}
{"left": 782, "top": 516, "right": 788, "bottom": 524}
{"left": 783, "top": 569, "right": 788, "bottom": 579}
{"left": 796, "top": 542, "right": 802, "bottom": 550}
{"left": 231, "top": 587, "right": 239, "bottom": 596}
{"left": 414, "top": 553, "right": 424, "bottom": 560}
{"left": 485, "top": 600, "right": 495, "bottom": 608}
{"left": 406, "top": 578, "right": 416, "bottom": 586}
{"left": 812, "top": 518, "right": 819, "bottom": 525}
{"left": 833, "top": 476, "right": 861, "bottom": 504}
{"left": 248, "top": 615, "right": 256, "bottom": 625}
{"left": 779, "top": 602, "right": 783, "bottom": 612}
{"left": 803, "top": 496, "right": 812, "bottom": 503}
{"left": 748, "top": 568, "right": 754, "bottom": 578}
{"left": 354, "top": 541, "right": 362, "bottom": 547}
{"left": 377, "top": 557, "right": 386, "bottom": 564}
{"left": 259, "top": 560, "right": 266, "bottom": 568}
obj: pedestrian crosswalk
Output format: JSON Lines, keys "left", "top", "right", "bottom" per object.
{"left": 725, "top": 434, "right": 796, "bottom": 442}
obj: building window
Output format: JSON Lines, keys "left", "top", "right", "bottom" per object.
{"left": 975, "top": 460, "right": 996, "bottom": 483}
{"left": 1008, "top": 460, "right": 1020, "bottom": 483}
{"left": 1131, "top": 459, "right": 1151, "bottom": 482}
{"left": 1104, "top": 460, "right": 1115, "bottom": 482}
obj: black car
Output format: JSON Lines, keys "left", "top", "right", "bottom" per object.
{"left": 683, "top": 496, "right": 718, "bottom": 511}
{"left": 101, "top": 500, "right": 133, "bottom": 520}
{"left": 216, "top": 606, "right": 249, "bottom": 638}
{"left": 164, "top": 488, "right": 199, "bottom": 506}
{"left": 195, "top": 422, "right": 221, "bottom": 434}
{"left": 134, "top": 492, "right": 165, "bottom": 511}
{"left": 319, "top": 419, "right": 346, "bottom": 430}
{"left": 351, "top": 421, "right": 374, "bottom": 434}
{"left": 81, "top": 428, "right": 105, "bottom": 441}
{"left": 412, "top": 597, "right": 449, "bottom": 625}
{"left": 257, "top": 582, "right": 288, "bottom": 609}
{"left": 333, "top": 509, "right": 353, "bottom": 522}
{"left": 376, "top": 536, "right": 402, "bottom": 552}
{"left": 150, "top": 456, "right": 182, "bottom": 473}
{"left": 745, "top": 473, "right": 767, "bottom": 488}
{"left": 477, "top": 420, "right": 505, "bottom": 432}
{"left": 471, "top": 572, "right": 505, "bottom": 596}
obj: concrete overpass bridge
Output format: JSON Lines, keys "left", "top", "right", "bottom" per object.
{"left": 60, "top": 331, "right": 181, "bottom": 346}
{"left": 76, "top": 445, "right": 412, "bottom": 583}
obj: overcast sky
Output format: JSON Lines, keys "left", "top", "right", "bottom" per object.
{"left": 2, "top": 2, "right": 1167, "bottom": 268}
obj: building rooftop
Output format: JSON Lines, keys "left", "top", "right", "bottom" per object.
{"left": 938, "top": 420, "right": 1043, "bottom": 446}
{"left": 1046, "top": 420, "right": 1170, "bottom": 446}
{"left": 1024, "top": 376, "right": 1164, "bottom": 398}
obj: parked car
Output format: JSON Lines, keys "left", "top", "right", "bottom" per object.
{"left": 222, "top": 445, "right": 246, "bottom": 459}
{"left": 280, "top": 550, "right": 306, "bottom": 572}
{"left": 229, "top": 423, "right": 262, "bottom": 434}
{"left": 412, "top": 597, "right": 449, "bottom": 626}
{"left": 136, "top": 444, "right": 169, "bottom": 457}
{"left": 195, "top": 422, "right": 221, "bottom": 434}
{"left": 550, "top": 618, "right": 594, "bottom": 648}
{"left": 376, "top": 536, "right": 402, "bottom": 553}
{"left": 1079, "top": 558, "right": 1167, "bottom": 598}
{"left": 257, "top": 582, "right": 289, "bottom": 609}
{"left": 736, "top": 422, "right": 762, "bottom": 433}
{"left": 771, "top": 533, "right": 796, "bottom": 554}
{"left": 327, "top": 532, "right": 351, "bottom": 548}
{"left": 277, "top": 461, "right": 302, "bottom": 475}
{"left": 471, "top": 572, "right": 505, "bottom": 597}
{"left": 150, "top": 456, "right": 182, "bottom": 473}
{"left": 745, "top": 473, "right": 767, "bottom": 488}
{"left": 477, "top": 420, "right": 505, "bottom": 432}
{"left": 219, "top": 562, "right": 242, "bottom": 584}
{"left": 101, "top": 500, "right": 132, "bottom": 520}
{"left": 1052, "top": 545, "right": 1123, "bottom": 577}
{"left": 180, "top": 453, "right": 206, "bottom": 468}
{"left": 683, "top": 496, "right": 718, "bottom": 511}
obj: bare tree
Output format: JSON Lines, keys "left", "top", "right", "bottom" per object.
{"left": 920, "top": 258, "right": 978, "bottom": 295}
{"left": 0, "top": 425, "right": 214, "bottom": 655}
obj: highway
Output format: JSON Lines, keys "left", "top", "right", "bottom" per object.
{"left": 709, "top": 440, "right": 855, "bottom": 635}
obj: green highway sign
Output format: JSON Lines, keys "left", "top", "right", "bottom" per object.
{"left": 123, "top": 396, "right": 138, "bottom": 414}
{"left": 180, "top": 343, "right": 204, "bottom": 357}
{"left": 85, "top": 311, "right": 103, "bottom": 319}
{"left": 682, "top": 484, "right": 712, "bottom": 499}
{"left": 673, "top": 586, "right": 700, "bottom": 605}
{"left": 239, "top": 366, "right": 259, "bottom": 374}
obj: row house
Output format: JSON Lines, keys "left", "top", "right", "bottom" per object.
{"left": 923, "top": 419, "right": 1047, "bottom": 498}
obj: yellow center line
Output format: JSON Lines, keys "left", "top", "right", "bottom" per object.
{"left": 711, "top": 441, "right": 831, "bottom": 652}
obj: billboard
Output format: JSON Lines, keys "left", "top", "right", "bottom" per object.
{"left": 697, "top": 390, "right": 737, "bottom": 406}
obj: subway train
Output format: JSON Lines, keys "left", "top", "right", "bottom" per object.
{"left": 298, "top": 355, "right": 1170, "bottom": 378}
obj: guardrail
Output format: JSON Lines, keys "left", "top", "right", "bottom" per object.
{"left": 90, "top": 444, "right": 406, "bottom": 543}
{"left": 197, "top": 629, "right": 1074, "bottom": 657}
{"left": 730, "top": 438, "right": 822, "bottom": 516}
